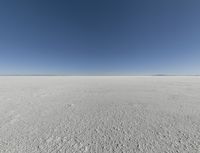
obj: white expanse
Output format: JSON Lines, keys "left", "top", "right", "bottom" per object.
{"left": 0, "top": 76, "right": 200, "bottom": 153}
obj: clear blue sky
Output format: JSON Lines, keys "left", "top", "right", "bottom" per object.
{"left": 0, "top": 0, "right": 200, "bottom": 75}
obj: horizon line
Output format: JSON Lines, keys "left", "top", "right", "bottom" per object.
{"left": 0, "top": 74, "right": 200, "bottom": 76}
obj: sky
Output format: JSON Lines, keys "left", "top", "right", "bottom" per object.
{"left": 0, "top": 0, "right": 200, "bottom": 75}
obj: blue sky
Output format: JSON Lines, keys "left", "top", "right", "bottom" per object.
{"left": 0, "top": 0, "right": 200, "bottom": 75}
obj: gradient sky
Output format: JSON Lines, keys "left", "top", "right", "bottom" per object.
{"left": 0, "top": 0, "right": 200, "bottom": 75}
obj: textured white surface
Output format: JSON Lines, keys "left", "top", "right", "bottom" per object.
{"left": 0, "top": 76, "right": 200, "bottom": 153}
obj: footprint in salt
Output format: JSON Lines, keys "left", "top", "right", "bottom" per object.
{"left": 66, "top": 104, "right": 74, "bottom": 108}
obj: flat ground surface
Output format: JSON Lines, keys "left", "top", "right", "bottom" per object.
{"left": 0, "top": 76, "right": 200, "bottom": 153}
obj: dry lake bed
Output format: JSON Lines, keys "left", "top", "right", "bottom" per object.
{"left": 0, "top": 76, "right": 200, "bottom": 153}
